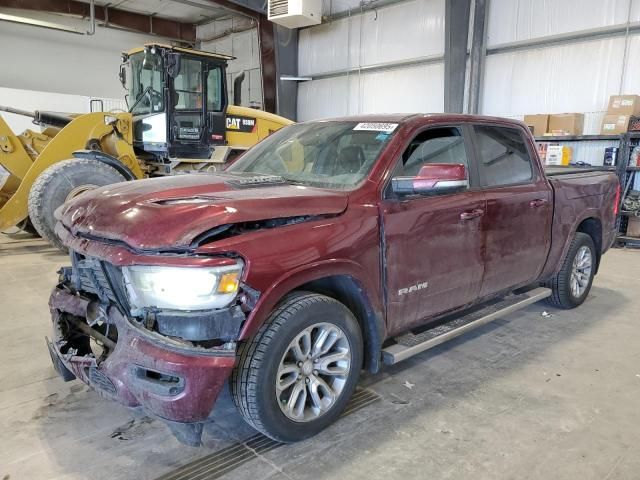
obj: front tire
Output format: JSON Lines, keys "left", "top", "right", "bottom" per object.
{"left": 545, "top": 232, "right": 596, "bottom": 309}
{"left": 28, "top": 159, "right": 126, "bottom": 251}
{"left": 231, "top": 292, "right": 363, "bottom": 442}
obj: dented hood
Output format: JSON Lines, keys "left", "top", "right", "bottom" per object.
{"left": 58, "top": 173, "right": 349, "bottom": 250}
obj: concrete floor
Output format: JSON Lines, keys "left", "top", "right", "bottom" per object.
{"left": 2, "top": 230, "right": 640, "bottom": 480}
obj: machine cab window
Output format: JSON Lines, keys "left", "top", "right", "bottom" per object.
{"left": 128, "top": 50, "right": 164, "bottom": 115}
{"left": 121, "top": 44, "right": 229, "bottom": 159}
{"left": 207, "top": 68, "right": 223, "bottom": 112}
{"left": 173, "top": 58, "right": 203, "bottom": 110}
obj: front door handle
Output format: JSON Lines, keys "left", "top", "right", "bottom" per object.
{"left": 460, "top": 209, "right": 484, "bottom": 221}
{"left": 529, "top": 199, "right": 548, "bottom": 208}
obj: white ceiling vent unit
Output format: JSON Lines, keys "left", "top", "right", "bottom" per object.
{"left": 268, "top": 0, "right": 321, "bottom": 29}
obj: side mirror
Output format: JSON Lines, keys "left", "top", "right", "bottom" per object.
{"left": 392, "top": 163, "right": 468, "bottom": 195}
{"left": 119, "top": 65, "right": 127, "bottom": 89}
{"left": 166, "top": 53, "right": 181, "bottom": 78}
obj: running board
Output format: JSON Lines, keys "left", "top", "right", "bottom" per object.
{"left": 382, "top": 287, "right": 552, "bottom": 365}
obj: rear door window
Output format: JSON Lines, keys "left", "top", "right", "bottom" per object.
{"left": 474, "top": 125, "right": 533, "bottom": 187}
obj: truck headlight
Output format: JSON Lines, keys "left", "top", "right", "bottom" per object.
{"left": 122, "top": 261, "right": 243, "bottom": 311}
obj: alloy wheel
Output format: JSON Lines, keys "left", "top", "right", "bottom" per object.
{"left": 570, "top": 245, "right": 593, "bottom": 298}
{"left": 276, "top": 322, "right": 352, "bottom": 422}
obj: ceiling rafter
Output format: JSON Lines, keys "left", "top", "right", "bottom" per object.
{"left": 0, "top": 0, "right": 196, "bottom": 42}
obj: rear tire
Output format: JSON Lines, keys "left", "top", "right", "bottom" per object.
{"left": 545, "top": 232, "right": 596, "bottom": 309}
{"left": 231, "top": 292, "right": 363, "bottom": 442}
{"left": 28, "top": 159, "right": 126, "bottom": 251}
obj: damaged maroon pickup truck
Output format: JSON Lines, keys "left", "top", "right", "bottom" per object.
{"left": 47, "top": 114, "right": 620, "bottom": 445}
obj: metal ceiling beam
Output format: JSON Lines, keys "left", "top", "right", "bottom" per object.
{"left": 274, "top": 25, "right": 298, "bottom": 120}
{"left": 467, "top": 0, "right": 488, "bottom": 115}
{"left": 311, "top": 0, "right": 411, "bottom": 25}
{"left": 257, "top": 17, "right": 277, "bottom": 114}
{"left": 199, "top": 0, "right": 260, "bottom": 18}
{"left": 0, "top": 0, "right": 196, "bottom": 42}
{"left": 202, "top": 0, "right": 266, "bottom": 15}
{"left": 444, "top": 0, "right": 471, "bottom": 113}
{"left": 0, "top": 11, "right": 84, "bottom": 33}
{"left": 486, "top": 22, "right": 640, "bottom": 56}
{"left": 308, "top": 54, "right": 444, "bottom": 81}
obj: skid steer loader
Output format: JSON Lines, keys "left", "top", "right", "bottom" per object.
{"left": 0, "top": 43, "right": 293, "bottom": 250}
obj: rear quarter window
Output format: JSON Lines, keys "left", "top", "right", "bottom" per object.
{"left": 474, "top": 125, "right": 533, "bottom": 187}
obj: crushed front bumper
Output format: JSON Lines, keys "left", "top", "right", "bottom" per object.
{"left": 48, "top": 287, "right": 237, "bottom": 443}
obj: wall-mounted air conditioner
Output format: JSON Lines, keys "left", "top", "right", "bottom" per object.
{"left": 268, "top": 0, "right": 321, "bottom": 29}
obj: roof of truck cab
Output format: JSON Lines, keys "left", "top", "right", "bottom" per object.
{"left": 315, "top": 113, "right": 527, "bottom": 128}
{"left": 124, "top": 44, "right": 235, "bottom": 61}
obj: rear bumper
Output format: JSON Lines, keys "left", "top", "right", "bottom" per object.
{"left": 48, "top": 287, "right": 236, "bottom": 424}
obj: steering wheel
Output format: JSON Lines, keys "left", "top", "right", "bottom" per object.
{"left": 339, "top": 146, "right": 366, "bottom": 174}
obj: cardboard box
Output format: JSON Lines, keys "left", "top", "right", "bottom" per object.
{"left": 601, "top": 114, "right": 631, "bottom": 134}
{"left": 546, "top": 145, "right": 572, "bottom": 166}
{"left": 607, "top": 95, "right": 640, "bottom": 116}
{"left": 548, "top": 113, "right": 584, "bottom": 136}
{"left": 524, "top": 114, "right": 549, "bottom": 136}
{"left": 627, "top": 216, "right": 640, "bottom": 238}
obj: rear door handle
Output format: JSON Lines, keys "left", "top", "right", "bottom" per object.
{"left": 460, "top": 209, "right": 484, "bottom": 221}
{"left": 529, "top": 199, "right": 548, "bottom": 208}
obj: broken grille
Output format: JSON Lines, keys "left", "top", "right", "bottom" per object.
{"left": 71, "top": 252, "right": 119, "bottom": 305}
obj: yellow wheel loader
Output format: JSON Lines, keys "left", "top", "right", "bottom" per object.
{"left": 0, "top": 44, "right": 293, "bottom": 250}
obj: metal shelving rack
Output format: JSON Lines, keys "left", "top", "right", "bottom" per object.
{"left": 534, "top": 134, "right": 620, "bottom": 142}
{"left": 615, "top": 133, "right": 640, "bottom": 248}
{"left": 534, "top": 134, "right": 621, "bottom": 167}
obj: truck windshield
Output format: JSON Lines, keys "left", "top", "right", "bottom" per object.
{"left": 226, "top": 121, "right": 396, "bottom": 190}
{"left": 127, "top": 52, "right": 164, "bottom": 115}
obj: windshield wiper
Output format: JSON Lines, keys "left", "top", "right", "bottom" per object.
{"left": 279, "top": 176, "right": 308, "bottom": 186}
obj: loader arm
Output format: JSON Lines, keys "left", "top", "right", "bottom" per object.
{"left": 0, "top": 112, "right": 143, "bottom": 231}
{"left": 0, "top": 115, "right": 35, "bottom": 183}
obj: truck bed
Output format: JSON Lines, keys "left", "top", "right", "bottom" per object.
{"left": 539, "top": 167, "right": 619, "bottom": 281}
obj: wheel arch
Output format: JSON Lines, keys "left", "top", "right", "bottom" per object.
{"left": 297, "top": 275, "right": 384, "bottom": 374}
{"left": 72, "top": 150, "right": 137, "bottom": 181}
{"left": 576, "top": 217, "right": 602, "bottom": 273}
{"left": 239, "top": 262, "right": 385, "bottom": 374}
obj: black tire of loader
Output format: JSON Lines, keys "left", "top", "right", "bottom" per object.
{"left": 16, "top": 218, "right": 39, "bottom": 236}
{"left": 28, "top": 159, "right": 126, "bottom": 251}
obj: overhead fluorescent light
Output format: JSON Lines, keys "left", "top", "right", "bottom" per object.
{"left": 0, "top": 12, "right": 84, "bottom": 35}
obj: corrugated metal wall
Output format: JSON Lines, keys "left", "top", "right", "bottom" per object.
{"left": 297, "top": 0, "right": 640, "bottom": 138}
{"left": 297, "top": 0, "right": 445, "bottom": 121}
{"left": 486, "top": 0, "right": 636, "bottom": 45}
{"left": 198, "top": 17, "right": 264, "bottom": 109}
{"left": 482, "top": 0, "right": 640, "bottom": 134}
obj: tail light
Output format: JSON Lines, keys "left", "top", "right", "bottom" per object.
{"left": 613, "top": 181, "right": 621, "bottom": 215}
